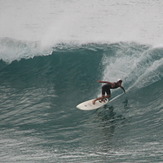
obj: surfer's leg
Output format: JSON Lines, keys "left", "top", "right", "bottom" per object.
{"left": 93, "top": 86, "right": 110, "bottom": 104}
{"left": 93, "top": 95, "right": 110, "bottom": 104}
{"left": 101, "top": 95, "right": 110, "bottom": 102}
{"left": 92, "top": 97, "right": 101, "bottom": 104}
{"left": 93, "top": 88, "right": 105, "bottom": 104}
{"left": 99, "top": 88, "right": 111, "bottom": 102}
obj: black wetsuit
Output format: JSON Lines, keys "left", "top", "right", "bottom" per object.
{"left": 102, "top": 83, "right": 119, "bottom": 96}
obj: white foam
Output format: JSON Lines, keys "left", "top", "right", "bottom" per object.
{"left": 0, "top": 38, "right": 52, "bottom": 63}
{"left": 102, "top": 44, "right": 163, "bottom": 91}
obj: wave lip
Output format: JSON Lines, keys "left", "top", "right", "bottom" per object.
{"left": 0, "top": 37, "right": 52, "bottom": 63}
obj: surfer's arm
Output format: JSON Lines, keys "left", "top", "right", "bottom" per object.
{"left": 120, "top": 86, "right": 126, "bottom": 93}
{"left": 98, "top": 80, "right": 116, "bottom": 87}
{"left": 98, "top": 80, "right": 113, "bottom": 84}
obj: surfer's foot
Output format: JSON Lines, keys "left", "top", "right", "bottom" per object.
{"left": 99, "top": 98, "right": 106, "bottom": 103}
{"left": 103, "top": 98, "right": 107, "bottom": 102}
{"left": 92, "top": 100, "right": 96, "bottom": 105}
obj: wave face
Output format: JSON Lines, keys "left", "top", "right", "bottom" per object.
{"left": 0, "top": 39, "right": 162, "bottom": 162}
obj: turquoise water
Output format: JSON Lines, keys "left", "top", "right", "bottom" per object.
{"left": 0, "top": 0, "right": 163, "bottom": 162}
{"left": 0, "top": 42, "right": 162, "bottom": 162}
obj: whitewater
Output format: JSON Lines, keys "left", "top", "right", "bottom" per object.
{"left": 0, "top": 0, "right": 163, "bottom": 162}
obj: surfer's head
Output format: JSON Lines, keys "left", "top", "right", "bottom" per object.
{"left": 117, "top": 79, "right": 122, "bottom": 83}
{"left": 116, "top": 79, "right": 122, "bottom": 86}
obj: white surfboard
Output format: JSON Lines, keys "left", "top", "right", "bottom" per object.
{"left": 76, "top": 93, "right": 125, "bottom": 111}
{"left": 76, "top": 98, "right": 108, "bottom": 110}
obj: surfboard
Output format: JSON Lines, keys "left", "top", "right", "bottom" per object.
{"left": 76, "top": 98, "right": 108, "bottom": 110}
{"left": 76, "top": 93, "right": 125, "bottom": 111}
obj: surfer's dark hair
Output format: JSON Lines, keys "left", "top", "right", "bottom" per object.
{"left": 118, "top": 79, "right": 122, "bottom": 83}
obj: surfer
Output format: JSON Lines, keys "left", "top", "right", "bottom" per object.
{"left": 92, "top": 79, "right": 125, "bottom": 104}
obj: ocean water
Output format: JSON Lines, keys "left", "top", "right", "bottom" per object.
{"left": 0, "top": 0, "right": 163, "bottom": 162}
